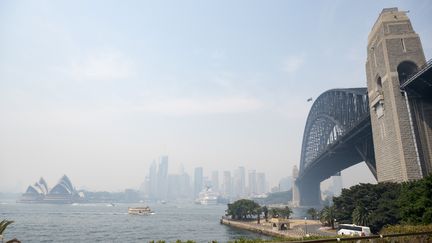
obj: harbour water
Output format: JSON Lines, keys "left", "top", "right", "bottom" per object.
{"left": 0, "top": 201, "right": 271, "bottom": 242}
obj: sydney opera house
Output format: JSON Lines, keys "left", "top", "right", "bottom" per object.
{"left": 19, "top": 175, "right": 84, "bottom": 204}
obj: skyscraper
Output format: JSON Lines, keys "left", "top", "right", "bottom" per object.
{"left": 194, "top": 167, "right": 203, "bottom": 198}
{"left": 256, "top": 172, "right": 266, "bottom": 195}
{"left": 222, "top": 170, "right": 232, "bottom": 198}
{"left": 157, "top": 156, "right": 169, "bottom": 200}
{"left": 149, "top": 161, "right": 158, "bottom": 200}
{"left": 248, "top": 170, "right": 257, "bottom": 196}
{"left": 167, "top": 174, "right": 180, "bottom": 200}
{"left": 140, "top": 175, "right": 150, "bottom": 198}
{"left": 234, "top": 166, "right": 245, "bottom": 198}
{"left": 178, "top": 171, "right": 191, "bottom": 199}
{"left": 211, "top": 170, "right": 219, "bottom": 192}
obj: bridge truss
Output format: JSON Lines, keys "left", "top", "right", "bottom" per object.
{"left": 297, "top": 88, "right": 376, "bottom": 205}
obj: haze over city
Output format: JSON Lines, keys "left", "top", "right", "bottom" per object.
{"left": 1, "top": 1, "right": 431, "bottom": 193}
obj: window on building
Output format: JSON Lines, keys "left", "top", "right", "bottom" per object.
{"left": 376, "top": 76, "right": 383, "bottom": 92}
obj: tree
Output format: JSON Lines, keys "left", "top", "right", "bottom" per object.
{"left": 307, "top": 208, "right": 318, "bottom": 220}
{"left": 327, "top": 175, "right": 432, "bottom": 234}
{"left": 0, "top": 220, "right": 14, "bottom": 236}
{"left": 256, "top": 207, "right": 262, "bottom": 224}
{"left": 262, "top": 206, "right": 269, "bottom": 222}
{"left": 320, "top": 206, "right": 335, "bottom": 229}
{"left": 398, "top": 174, "right": 432, "bottom": 225}
{"left": 268, "top": 206, "right": 293, "bottom": 219}
{"left": 333, "top": 182, "right": 401, "bottom": 233}
{"left": 352, "top": 205, "right": 370, "bottom": 226}
{"left": 278, "top": 206, "right": 293, "bottom": 219}
{"left": 0, "top": 219, "right": 15, "bottom": 243}
{"left": 226, "top": 199, "right": 261, "bottom": 220}
{"left": 270, "top": 208, "right": 279, "bottom": 218}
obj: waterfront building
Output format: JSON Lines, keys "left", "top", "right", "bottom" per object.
{"left": 20, "top": 177, "right": 48, "bottom": 202}
{"left": 35, "top": 177, "right": 49, "bottom": 195}
{"left": 178, "top": 171, "right": 192, "bottom": 199}
{"left": 194, "top": 167, "right": 203, "bottom": 198}
{"left": 19, "top": 175, "right": 82, "bottom": 204}
{"left": 222, "top": 171, "right": 233, "bottom": 198}
{"left": 234, "top": 166, "right": 246, "bottom": 198}
{"left": 278, "top": 176, "right": 292, "bottom": 192}
{"left": 148, "top": 161, "right": 158, "bottom": 200}
{"left": 167, "top": 174, "right": 182, "bottom": 200}
{"left": 256, "top": 172, "right": 266, "bottom": 195}
{"left": 211, "top": 170, "right": 219, "bottom": 192}
{"left": 157, "top": 156, "right": 169, "bottom": 200}
{"left": 139, "top": 176, "right": 150, "bottom": 198}
{"left": 248, "top": 170, "right": 257, "bottom": 196}
{"left": 44, "top": 175, "right": 78, "bottom": 204}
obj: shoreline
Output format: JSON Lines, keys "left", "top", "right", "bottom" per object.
{"left": 220, "top": 218, "right": 333, "bottom": 239}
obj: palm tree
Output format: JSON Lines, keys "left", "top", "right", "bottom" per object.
{"left": 256, "top": 207, "right": 262, "bottom": 224}
{"left": 0, "top": 220, "right": 14, "bottom": 242}
{"left": 279, "top": 206, "right": 293, "bottom": 219}
{"left": 352, "top": 205, "right": 370, "bottom": 226}
{"left": 262, "top": 206, "right": 269, "bottom": 222}
{"left": 271, "top": 208, "right": 279, "bottom": 218}
{"left": 320, "top": 206, "right": 335, "bottom": 229}
{"left": 307, "top": 208, "right": 318, "bottom": 220}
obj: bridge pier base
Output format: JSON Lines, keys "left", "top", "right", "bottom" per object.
{"left": 296, "top": 178, "right": 321, "bottom": 207}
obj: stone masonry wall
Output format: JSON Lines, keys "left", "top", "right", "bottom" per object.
{"left": 366, "top": 9, "right": 425, "bottom": 182}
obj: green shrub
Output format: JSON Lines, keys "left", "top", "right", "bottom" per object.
{"left": 380, "top": 224, "right": 432, "bottom": 234}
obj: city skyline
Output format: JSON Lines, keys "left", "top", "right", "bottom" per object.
{"left": 1, "top": 1, "right": 431, "bottom": 192}
{"left": 140, "top": 155, "right": 271, "bottom": 200}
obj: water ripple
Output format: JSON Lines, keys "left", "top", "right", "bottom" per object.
{"left": 1, "top": 203, "right": 272, "bottom": 242}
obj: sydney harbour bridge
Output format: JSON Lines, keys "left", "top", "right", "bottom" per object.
{"left": 294, "top": 8, "right": 432, "bottom": 206}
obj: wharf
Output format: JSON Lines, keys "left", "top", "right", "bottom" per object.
{"left": 220, "top": 217, "right": 334, "bottom": 239}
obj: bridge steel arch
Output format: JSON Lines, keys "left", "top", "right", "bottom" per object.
{"left": 296, "top": 88, "right": 376, "bottom": 206}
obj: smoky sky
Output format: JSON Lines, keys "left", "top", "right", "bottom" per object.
{"left": 1, "top": 0, "right": 431, "bottom": 192}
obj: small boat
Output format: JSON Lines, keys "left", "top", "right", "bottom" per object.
{"left": 128, "top": 206, "right": 153, "bottom": 215}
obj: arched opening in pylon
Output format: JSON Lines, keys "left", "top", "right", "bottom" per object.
{"left": 397, "top": 61, "right": 418, "bottom": 84}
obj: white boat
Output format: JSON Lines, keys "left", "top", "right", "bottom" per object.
{"left": 128, "top": 206, "right": 153, "bottom": 215}
{"left": 196, "top": 187, "right": 218, "bottom": 205}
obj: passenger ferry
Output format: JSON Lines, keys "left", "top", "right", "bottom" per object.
{"left": 128, "top": 206, "right": 153, "bottom": 215}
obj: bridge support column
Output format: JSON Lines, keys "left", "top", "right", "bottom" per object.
{"left": 366, "top": 8, "right": 425, "bottom": 182}
{"left": 408, "top": 96, "right": 432, "bottom": 176}
{"left": 296, "top": 178, "right": 321, "bottom": 207}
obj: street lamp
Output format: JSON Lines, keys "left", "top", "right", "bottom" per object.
{"left": 304, "top": 217, "right": 308, "bottom": 235}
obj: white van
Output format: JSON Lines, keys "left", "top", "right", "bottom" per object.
{"left": 337, "top": 224, "right": 371, "bottom": 236}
